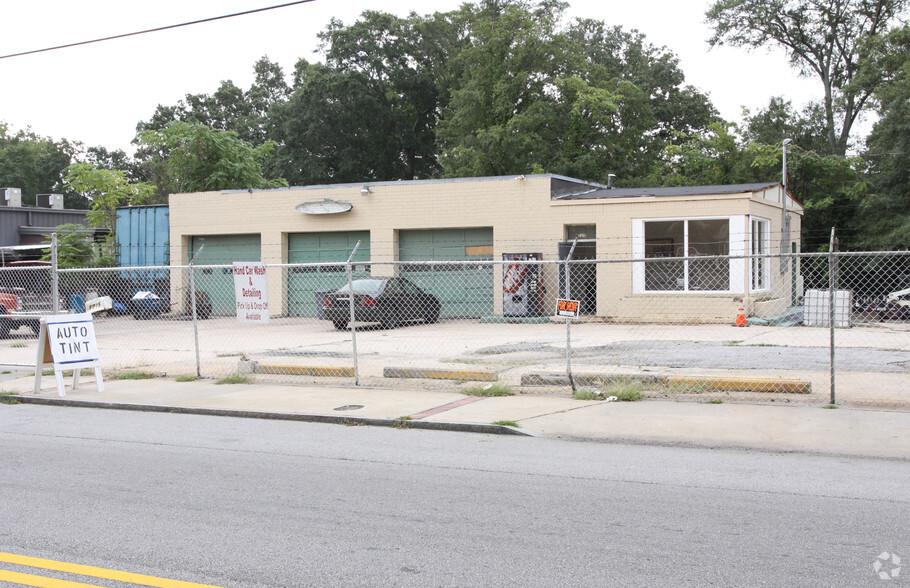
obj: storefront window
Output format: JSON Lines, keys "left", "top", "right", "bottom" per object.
{"left": 641, "top": 218, "right": 730, "bottom": 292}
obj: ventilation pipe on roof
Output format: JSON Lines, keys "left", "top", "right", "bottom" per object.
{"left": 607, "top": 174, "right": 615, "bottom": 189}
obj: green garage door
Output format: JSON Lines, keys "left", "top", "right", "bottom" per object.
{"left": 399, "top": 228, "right": 493, "bottom": 318}
{"left": 287, "top": 232, "right": 371, "bottom": 317}
{"left": 190, "top": 234, "right": 261, "bottom": 315}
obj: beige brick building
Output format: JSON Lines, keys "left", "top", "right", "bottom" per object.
{"left": 167, "top": 174, "right": 802, "bottom": 322}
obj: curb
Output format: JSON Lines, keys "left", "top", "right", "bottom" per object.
{"left": 5, "top": 395, "right": 536, "bottom": 437}
{"left": 521, "top": 372, "right": 812, "bottom": 394}
{"left": 383, "top": 367, "right": 498, "bottom": 381}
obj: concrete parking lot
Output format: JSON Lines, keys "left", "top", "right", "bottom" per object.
{"left": 3, "top": 313, "right": 909, "bottom": 408}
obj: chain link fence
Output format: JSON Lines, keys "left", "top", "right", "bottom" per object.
{"left": 2, "top": 251, "right": 909, "bottom": 409}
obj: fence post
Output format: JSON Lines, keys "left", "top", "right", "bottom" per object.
{"left": 564, "top": 238, "right": 578, "bottom": 392}
{"left": 50, "top": 233, "right": 60, "bottom": 314}
{"left": 828, "top": 229, "right": 837, "bottom": 405}
{"left": 188, "top": 245, "right": 204, "bottom": 378}
{"left": 346, "top": 241, "right": 361, "bottom": 386}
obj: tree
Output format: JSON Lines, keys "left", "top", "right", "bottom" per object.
{"left": 436, "top": 1, "right": 718, "bottom": 184}
{"left": 63, "top": 163, "right": 155, "bottom": 233}
{"left": 269, "top": 63, "right": 413, "bottom": 184}
{"left": 137, "top": 121, "right": 287, "bottom": 194}
{"left": 856, "top": 25, "right": 910, "bottom": 249}
{"left": 658, "top": 123, "right": 764, "bottom": 186}
{"left": 740, "top": 97, "right": 829, "bottom": 154}
{"left": 706, "top": 0, "right": 908, "bottom": 156}
{"left": 0, "top": 123, "right": 81, "bottom": 206}
{"left": 136, "top": 57, "right": 289, "bottom": 146}
{"left": 45, "top": 223, "right": 109, "bottom": 268}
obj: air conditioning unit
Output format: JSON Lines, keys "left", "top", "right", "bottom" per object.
{"left": 0, "top": 187, "right": 22, "bottom": 207}
{"left": 36, "top": 193, "right": 64, "bottom": 209}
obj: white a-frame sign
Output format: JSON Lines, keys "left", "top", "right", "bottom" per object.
{"left": 34, "top": 313, "right": 104, "bottom": 397}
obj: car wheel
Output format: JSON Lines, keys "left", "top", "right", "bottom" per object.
{"left": 424, "top": 305, "right": 440, "bottom": 324}
{"left": 333, "top": 320, "right": 348, "bottom": 330}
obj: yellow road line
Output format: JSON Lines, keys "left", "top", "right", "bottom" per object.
{"left": 0, "top": 553, "right": 223, "bottom": 588}
{"left": 0, "top": 568, "right": 106, "bottom": 587}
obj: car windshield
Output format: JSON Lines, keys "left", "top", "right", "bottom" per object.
{"left": 334, "top": 279, "right": 386, "bottom": 294}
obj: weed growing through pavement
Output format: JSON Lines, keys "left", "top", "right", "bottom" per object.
{"left": 493, "top": 420, "right": 519, "bottom": 427}
{"left": 0, "top": 391, "right": 20, "bottom": 404}
{"left": 600, "top": 377, "right": 647, "bottom": 401}
{"left": 216, "top": 374, "right": 253, "bottom": 385}
{"left": 393, "top": 416, "right": 413, "bottom": 429}
{"left": 704, "top": 399, "right": 724, "bottom": 404}
{"left": 572, "top": 388, "right": 603, "bottom": 401}
{"left": 10, "top": 342, "right": 26, "bottom": 348}
{"left": 463, "top": 384, "right": 514, "bottom": 397}
{"left": 175, "top": 374, "right": 199, "bottom": 382}
{"left": 111, "top": 371, "right": 156, "bottom": 380}
{"left": 821, "top": 404, "right": 839, "bottom": 409}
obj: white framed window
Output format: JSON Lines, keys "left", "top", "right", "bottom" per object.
{"left": 750, "top": 217, "right": 771, "bottom": 291}
{"left": 633, "top": 216, "right": 745, "bottom": 293}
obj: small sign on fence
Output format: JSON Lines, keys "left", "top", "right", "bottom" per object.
{"left": 555, "top": 298, "right": 580, "bottom": 318}
{"left": 33, "top": 313, "right": 104, "bottom": 397}
{"left": 233, "top": 262, "right": 270, "bottom": 323}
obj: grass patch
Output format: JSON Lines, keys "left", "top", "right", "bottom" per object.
{"left": 600, "top": 377, "right": 647, "bottom": 401}
{"left": 493, "top": 420, "right": 519, "bottom": 427}
{"left": 175, "top": 374, "right": 199, "bottom": 382}
{"left": 821, "top": 404, "right": 839, "bottom": 409}
{"left": 216, "top": 352, "right": 245, "bottom": 358}
{"left": 216, "top": 373, "right": 253, "bottom": 385}
{"left": 572, "top": 388, "right": 603, "bottom": 401}
{"left": 41, "top": 368, "right": 98, "bottom": 377}
{"left": 614, "top": 389, "right": 644, "bottom": 402}
{"left": 10, "top": 342, "right": 26, "bottom": 348}
{"left": 724, "top": 340, "right": 744, "bottom": 346}
{"left": 397, "top": 415, "right": 413, "bottom": 421}
{"left": 111, "top": 371, "right": 156, "bottom": 380}
{"left": 704, "top": 398, "right": 724, "bottom": 404}
{"left": 0, "top": 391, "right": 20, "bottom": 405}
{"left": 1, "top": 370, "right": 10, "bottom": 375}
{"left": 462, "top": 383, "right": 514, "bottom": 397}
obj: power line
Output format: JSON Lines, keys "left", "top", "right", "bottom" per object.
{"left": 0, "top": 0, "right": 316, "bottom": 60}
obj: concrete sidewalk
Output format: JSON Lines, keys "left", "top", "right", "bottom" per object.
{"left": 2, "top": 373, "right": 909, "bottom": 460}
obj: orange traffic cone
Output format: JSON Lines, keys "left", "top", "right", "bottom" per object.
{"left": 735, "top": 299, "right": 748, "bottom": 327}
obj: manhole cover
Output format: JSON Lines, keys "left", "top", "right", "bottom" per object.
{"left": 333, "top": 404, "right": 364, "bottom": 411}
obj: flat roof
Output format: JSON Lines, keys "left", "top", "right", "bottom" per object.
{"left": 556, "top": 182, "right": 780, "bottom": 200}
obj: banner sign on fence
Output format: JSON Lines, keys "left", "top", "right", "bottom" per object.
{"left": 555, "top": 298, "right": 580, "bottom": 318}
{"left": 233, "top": 262, "right": 270, "bottom": 323}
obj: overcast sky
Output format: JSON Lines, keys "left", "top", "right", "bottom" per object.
{"left": 1, "top": 0, "right": 820, "bottom": 155}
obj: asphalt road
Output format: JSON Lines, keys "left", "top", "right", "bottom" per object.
{"left": 2, "top": 405, "right": 909, "bottom": 587}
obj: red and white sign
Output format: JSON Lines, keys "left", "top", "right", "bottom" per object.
{"left": 233, "top": 262, "right": 270, "bottom": 323}
{"left": 555, "top": 298, "right": 580, "bottom": 318}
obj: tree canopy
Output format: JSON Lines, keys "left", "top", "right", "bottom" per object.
{"left": 3, "top": 0, "right": 907, "bottom": 251}
{"left": 706, "top": 0, "right": 908, "bottom": 157}
{"left": 136, "top": 121, "right": 287, "bottom": 196}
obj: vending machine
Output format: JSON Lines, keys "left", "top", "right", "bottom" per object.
{"left": 502, "top": 253, "right": 543, "bottom": 317}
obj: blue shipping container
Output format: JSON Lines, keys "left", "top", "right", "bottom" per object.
{"left": 116, "top": 205, "right": 170, "bottom": 284}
